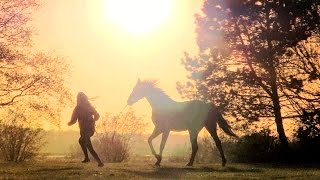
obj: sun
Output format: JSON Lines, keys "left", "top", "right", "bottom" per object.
{"left": 104, "top": 0, "right": 172, "bottom": 35}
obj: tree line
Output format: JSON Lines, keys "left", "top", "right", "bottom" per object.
{"left": 178, "top": 0, "right": 320, "bottom": 148}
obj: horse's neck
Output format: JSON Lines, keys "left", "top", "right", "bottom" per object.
{"left": 145, "top": 88, "right": 176, "bottom": 111}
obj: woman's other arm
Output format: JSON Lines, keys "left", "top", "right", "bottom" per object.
{"left": 92, "top": 107, "right": 100, "bottom": 121}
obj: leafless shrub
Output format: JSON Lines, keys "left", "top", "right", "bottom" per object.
{"left": 0, "top": 110, "right": 45, "bottom": 162}
{"left": 93, "top": 108, "right": 147, "bottom": 163}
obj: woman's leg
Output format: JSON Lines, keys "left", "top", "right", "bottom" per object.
{"left": 84, "top": 136, "right": 104, "bottom": 167}
{"left": 79, "top": 136, "right": 89, "bottom": 162}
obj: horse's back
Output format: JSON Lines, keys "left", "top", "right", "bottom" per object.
{"left": 183, "top": 100, "right": 211, "bottom": 128}
{"left": 152, "top": 100, "right": 211, "bottom": 131}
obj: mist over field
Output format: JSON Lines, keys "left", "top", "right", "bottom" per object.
{"left": 41, "top": 130, "right": 190, "bottom": 158}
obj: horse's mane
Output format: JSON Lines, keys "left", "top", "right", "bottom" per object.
{"left": 141, "top": 79, "right": 158, "bottom": 87}
{"left": 141, "top": 80, "right": 171, "bottom": 99}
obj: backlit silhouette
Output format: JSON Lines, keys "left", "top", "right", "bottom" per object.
{"left": 127, "top": 79, "right": 237, "bottom": 167}
{"left": 68, "top": 92, "right": 104, "bottom": 167}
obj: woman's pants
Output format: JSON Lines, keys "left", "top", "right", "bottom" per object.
{"left": 79, "top": 135, "right": 102, "bottom": 163}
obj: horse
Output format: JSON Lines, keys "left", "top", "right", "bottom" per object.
{"left": 127, "top": 79, "right": 237, "bottom": 167}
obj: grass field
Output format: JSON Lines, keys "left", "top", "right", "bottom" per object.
{"left": 1, "top": 159, "right": 320, "bottom": 179}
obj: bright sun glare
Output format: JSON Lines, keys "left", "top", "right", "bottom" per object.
{"left": 105, "top": 0, "right": 172, "bottom": 35}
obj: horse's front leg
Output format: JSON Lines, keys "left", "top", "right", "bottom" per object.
{"left": 155, "top": 130, "right": 170, "bottom": 166}
{"left": 148, "top": 128, "right": 162, "bottom": 164}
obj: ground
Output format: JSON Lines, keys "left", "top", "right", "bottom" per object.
{"left": 1, "top": 159, "right": 320, "bottom": 179}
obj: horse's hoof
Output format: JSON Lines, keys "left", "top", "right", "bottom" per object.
{"left": 186, "top": 163, "right": 193, "bottom": 167}
{"left": 222, "top": 160, "right": 226, "bottom": 167}
{"left": 81, "top": 159, "right": 90, "bottom": 163}
{"left": 154, "top": 162, "right": 161, "bottom": 166}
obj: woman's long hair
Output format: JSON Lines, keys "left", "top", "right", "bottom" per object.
{"left": 77, "top": 92, "right": 92, "bottom": 109}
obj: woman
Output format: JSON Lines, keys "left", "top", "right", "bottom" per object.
{"left": 68, "top": 92, "right": 104, "bottom": 167}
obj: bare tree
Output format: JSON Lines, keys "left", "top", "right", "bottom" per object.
{"left": 0, "top": 0, "right": 71, "bottom": 125}
{"left": 0, "top": 0, "right": 39, "bottom": 47}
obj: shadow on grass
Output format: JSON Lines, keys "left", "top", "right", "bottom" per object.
{"left": 120, "top": 165, "right": 262, "bottom": 179}
{"left": 253, "top": 163, "right": 320, "bottom": 170}
{"left": 32, "top": 166, "right": 82, "bottom": 173}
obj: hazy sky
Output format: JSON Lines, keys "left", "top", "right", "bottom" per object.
{"left": 32, "top": 0, "right": 203, "bottom": 130}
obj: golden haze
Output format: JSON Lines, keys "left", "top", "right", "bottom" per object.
{"left": 31, "top": 0, "right": 203, "bottom": 131}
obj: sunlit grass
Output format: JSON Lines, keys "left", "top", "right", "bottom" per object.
{"left": 1, "top": 159, "right": 320, "bottom": 179}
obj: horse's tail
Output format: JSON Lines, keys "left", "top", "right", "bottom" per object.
{"left": 217, "top": 113, "right": 238, "bottom": 137}
{"left": 212, "top": 108, "right": 238, "bottom": 138}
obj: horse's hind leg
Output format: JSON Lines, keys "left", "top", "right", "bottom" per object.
{"left": 205, "top": 124, "right": 226, "bottom": 167}
{"left": 186, "top": 130, "right": 200, "bottom": 166}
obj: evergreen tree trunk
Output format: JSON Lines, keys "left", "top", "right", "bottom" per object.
{"left": 270, "top": 69, "right": 289, "bottom": 147}
{"left": 272, "top": 94, "right": 289, "bottom": 147}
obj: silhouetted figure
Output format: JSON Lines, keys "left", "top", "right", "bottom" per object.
{"left": 68, "top": 92, "right": 104, "bottom": 167}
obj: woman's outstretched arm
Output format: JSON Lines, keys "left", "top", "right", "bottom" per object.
{"left": 68, "top": 107, "right": 78, "bottom": 126}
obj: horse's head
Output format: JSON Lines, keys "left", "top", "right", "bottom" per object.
{"left": 127, "top": 79, "right": 158, "bottom": 105}
{"left": 127, "top": 79, "right": 147, "bottom": 105}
